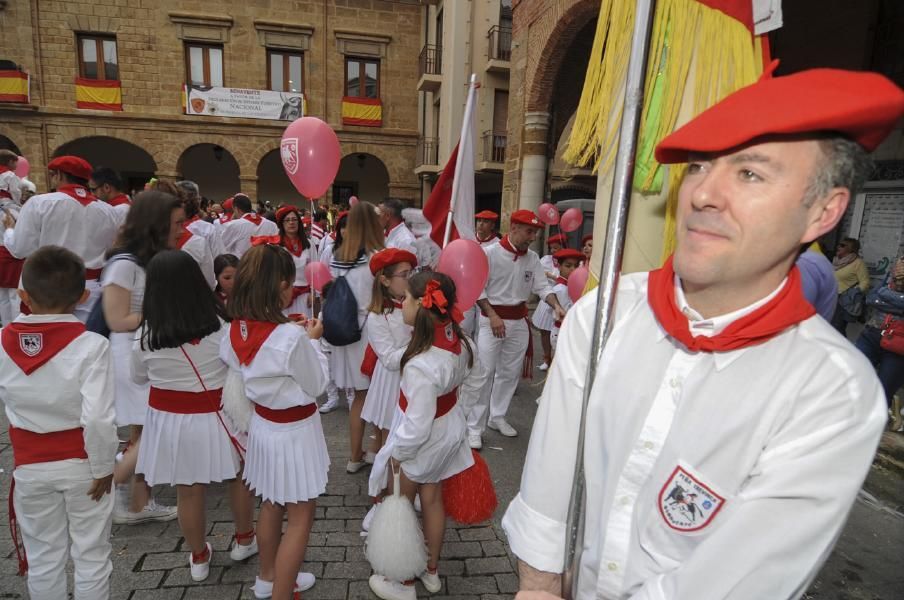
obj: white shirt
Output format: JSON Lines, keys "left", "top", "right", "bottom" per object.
{"left": 181, "top": 234, "right": 216, "bottom": 289}
{"left": 502, "top": 272, "right": 886, "bottom": 600}
{"left": 0, "top": 170, "right": 23, "bottom": 205}
{"left": 551, "top": 281, "right": 571, "bottom": 330}
{"left": 318, "top": 235, "right": 336, "bottom": 265}
{"left": 385, "top": 222, "right": 417, "bottom": 254}
{"left": 131, "top": 325, "right": 227, "bottom": 391}
{"left": 219, "top": 322, "right": 328, "bottom": 410}
{"left": 101, "top": 257, "right": 144, "bottom": 313}
{"left": 479, "top": 241, "right": 553, "bottom": 309}
{"left": 4, "top": 189, "right": 119, "bottom": 269}
{"left": 186, "top": 216, "right": 226, "bottom": 259}
{"left": 219, "top": 213, "right": 279, "bottom": 258}
{"left": 365, "top": 308, "right": 411, "bottom": 371}
{"left": 288, "top": 247, "right": 312, "bottom": 288}
{"left": 0, "top": 314, "right": 117, "bottom": 478}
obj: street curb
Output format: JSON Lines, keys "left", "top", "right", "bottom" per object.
{"left": 875, "top": 432, "right": 904, "bottom": 477}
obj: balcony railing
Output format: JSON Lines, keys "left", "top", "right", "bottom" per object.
{"left": 416, "top": 137, "right": 439, "bottom": 167}
{"left": 482, "top": 131, "right": 507, "bottom": 163}
{"left": 418, "top": 44, "right": 442, "bottom": 78}
{"left": 488, "top": 25, "right": 512, "bottom": 62}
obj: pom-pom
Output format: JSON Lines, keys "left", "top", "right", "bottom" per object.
{"left": 366, "top": 471, "right": 428, "bottom": 581}
{"left": 442, "top": 450, "right": 497, "bottom": 524}
{"left": 222, "top": 368, "right": 252, "bottom": 433}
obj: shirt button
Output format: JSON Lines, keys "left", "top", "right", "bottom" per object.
{"left": 608, "top": 562, "right": 618, "bottom": 572}
{"left": 620, "top": 496, "right": 631, "bottom": 506}
{"left": 670, "top": 377, "right": 681, "bottom": 388}
{"left": 643, "top": 441, "right": 654, "bottom": 450}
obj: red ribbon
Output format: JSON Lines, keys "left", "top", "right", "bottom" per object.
{"left": 250, "top": 235, "right": 281, "bottom": 247}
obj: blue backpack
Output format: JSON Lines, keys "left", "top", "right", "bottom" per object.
{"left": 322, "top": 272, "right": 362, "bottom": 346}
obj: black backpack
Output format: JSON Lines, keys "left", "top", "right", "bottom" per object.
{"left": 85, "top": 254, "right": 139, "bottom": 337}
{"left": 322, "top": 272, "right": 362, "bottom": 346}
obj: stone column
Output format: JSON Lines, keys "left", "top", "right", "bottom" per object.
{"left": 239, "top": 175, "right": 259, "bottom": 207}
{"left": 518, "top": 111, "right": 551, "bottom": 215}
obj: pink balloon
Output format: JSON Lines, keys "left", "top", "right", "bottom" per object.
{"left": 14, "top": 156, "right": 29, "bottom": 178}
{"left": 280, "top": 117, "right": 341, "bottom": 199}
{"left": 560, "top": 208, "right": 584, "bottom": 233}
{"left": 537, "top": 202, "right": 559, "bottom": 225}
{"left": 436, "top": 239, "right": 489, "bottom": 313}
{"left": 304, "top": 262, "right": 333, "bottom": 293}
{"left": 349, "top": 195, "right": 359, "bottom": 207}
{"left": 567, "top": 266, "right": 590, "bottom": 303}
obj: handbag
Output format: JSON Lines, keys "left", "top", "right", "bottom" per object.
{"left": 880, "top": 314, "right": 904, "bottom": 355}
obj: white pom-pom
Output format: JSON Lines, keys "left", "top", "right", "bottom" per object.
{"left": 366, "top": 471, "right": 427, "bottom": 581}
{"left": 222, "top": 368, "right": 252, "bottom": 433}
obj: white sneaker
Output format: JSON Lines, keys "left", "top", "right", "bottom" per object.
{"left": 420, "top": 567, "right": 442, "bottom": 593}
{"left": 368, "top": 575, "right": 417, "bottom": 600}
{"left": 364, "top": 451, "right": 376, "bottom": 465}
{"left": 229, "top": 536, "right": 258, "bottom": 561}
{"left": 253, "top": 572, "right": 316, "bottom": 598}
{"left": 113, "top": 499, "right": 178, "bottom": 524}
{"left": 346, "top": 459, "right": 367, "bottom": 473}
{"left": 362, "top": 504, "right": 377, "bottom": 532}
{"left": 319, "top": 396, "right": 340, "bottom": 413}
{"left": 488, "top": 418, "right": 517, "bottom": 437}
{"left": 538, "top": 362, "right": 549, "bottom": 371}
{"left": 189, "top": 543, "right": 212, "bottom": 582}
{"left": 468, "top": 434, "right": 483, "bottom": 450}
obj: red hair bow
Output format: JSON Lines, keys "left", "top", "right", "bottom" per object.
{"left": 250, "top": 235, "right": 281, "bottom": 247}
{"left": 421, "top": 280, "right": 449, "bottom": 314}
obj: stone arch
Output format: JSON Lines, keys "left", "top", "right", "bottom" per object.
{"left": 163, "top": 136, "right": 246, "bottom": 178}
{"left": 0, "top": 135, "right": 22, "bottom": 156}
{"left": 334, "top": 152, "right": 390, "bottom": 206}
{"left": 177, "top": 144, "right": 241, "bottom": 202}
{"left": 53, "top": 136, "right": 157, "bottom": 194}
{"left": 257, "top": 148, "right": 302, "bottom": 206}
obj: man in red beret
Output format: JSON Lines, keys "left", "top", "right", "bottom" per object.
{"left": 467, "top": 209, "right": 567, "bottom": 448}
{"left": 2, "top": 155, "right": 118, "bottom": 321}
{"left": 475, "top": 210, "right": 501, "bottom": 247}
{"left": 505, "top": 67, "right": 904, "bottom": 599}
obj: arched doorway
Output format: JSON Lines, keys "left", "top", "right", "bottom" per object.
{"left": 177, "top": 144, "right": 240, "bottom": 203}
{"left": 53, "top": 136, "right": 157, "bottom": 195}
{"left": 332, "top": 153, "right": 389, "bottom": 207}
{"left": 0, "top": 135, "right": 22, "bottom": 156}
{"left": 257, "top": 149, "right": 303, "bottom": 207}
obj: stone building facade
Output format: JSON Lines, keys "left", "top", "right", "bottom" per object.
{"left": 0, "top": 0, "right": 424, "bottom": 206}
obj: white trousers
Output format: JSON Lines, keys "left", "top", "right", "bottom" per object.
{"left": 467, "top": 315, "right": 529, "bottom": 435}
{"left": 0, "top": 286, "right": 19, "bottom": 325}
{"left": 13, "top": 460, "right": 114, "bottom": 600}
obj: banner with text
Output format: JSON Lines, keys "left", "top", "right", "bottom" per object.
{"left": 184, "top": 85, "right": 305, "bottom": 121}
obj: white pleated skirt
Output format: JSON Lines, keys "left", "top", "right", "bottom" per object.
{"left": 368, "top": 405, "right": 473, "bottom": 497}
{"left": 531, "top": 302, "right": 555, "bottom": 331}
{"left": 136, "top": 407, "right": 241, "bottom": 487}
{"left": 111, "top": 332, "right": 149, "bottom": 426}
{"left": 329, "top": 336, "right": 370, "bottom": 391}
{"left": 361, "top": 363, "right": 401, "bottom": 430}
{"left": 284, "top": 293, "right": 312, "bottom": 319}
{"left": 243, "top": 410, "right": 330, "bottom": 505}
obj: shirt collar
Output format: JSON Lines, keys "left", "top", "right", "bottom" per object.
{"left": 15, "top": 313, "right": 82, "bottom": 324}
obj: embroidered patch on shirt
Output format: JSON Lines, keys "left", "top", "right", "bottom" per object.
{"left": 658, "top": 465, "right": 725, "bottom": 532}
{"left": 19, "top": 333, "right": 42, "bottom": 357}
{"left": 239, "top": 320, "right": 249, "bottom": 341}
{"left": 524, "top": 271, "right": 534, "bottom": 282}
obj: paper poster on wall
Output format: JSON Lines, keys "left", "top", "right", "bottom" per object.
{"left": 184, "top": 85, "right": 304, "bottom": 121}
{"left": 858, "top": 191, "right": 904, "bottom": 287}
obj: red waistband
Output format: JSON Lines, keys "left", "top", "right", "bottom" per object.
{"left": 481, "top": 303, "right": 528, "bottom": 320}
{"left": 292, "top": 285, "right": 311, "bottom": 300}
{"left": 85, "top": 268, "right": 102, "bottom": 281}
{"left": 149, "top": 386, "right": 223, "bottom": 414}
{"left": 399, "top": 389, "right": 458, "bottom": 419}
{"left": 8, "top": 426, "right": 87, "bottom": 468}
{"left": 254, "top": 402, "right": 317, "bottom": 423}
{"left": 0, "top": 246, "right": 24, "bottom": 288}
{"left": 0, "top": 191, "right": 11, "bottom": 200}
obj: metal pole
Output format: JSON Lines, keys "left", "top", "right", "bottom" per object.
{"left": 561, "top": 1, "right": 658, "bottom": 597}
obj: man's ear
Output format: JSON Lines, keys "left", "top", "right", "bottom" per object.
{"left": 802, "top": 187, "right": 850, "bottom": 244}
{"left": 17, "top": 289, "right": 30, "bottom": 309}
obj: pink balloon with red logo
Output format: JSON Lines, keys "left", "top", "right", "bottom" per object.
{"left": 567, "top": 266, "right": 590, "bottom": 303}
{"left": 560, "top": 208, "right": 584, "bottom": 233}
{"left": 349, "top": 196, "right": 359, "bottom": 207}
{"left": 280, "top": 117, "right": 341, "bottom": 199}
{"left": 537, "top": 202, "right": 559, "bottom": 225}
{"left": 14, "top": 156, "right": 29, "bottom": 178}
{"left": 304, "top": 261, "right": 333, "bottom": 293}
{"left": 436, "top": 239, "right": 489, "bottom": 312}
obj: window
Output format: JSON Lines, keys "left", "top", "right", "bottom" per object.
{"left": 185, "top": 43, "right": 224, "bottom": 87}
{"left": 267, "top": 50, "right": 303, "bottom": 93}
{"left": 77, "top": 35, "right": 118, "bottom": 80}
{"left": 345, "top": 57, "right": 379, "bottom": 99}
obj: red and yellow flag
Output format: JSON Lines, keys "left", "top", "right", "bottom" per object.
{"left": 342, "top": 96, "right": 382, "bottom": 127}
{"left": 0, "top": 71, "right": 29, "bottom": 103}
{"left": 75, "top": 78, "right": 123, "bottom": 111}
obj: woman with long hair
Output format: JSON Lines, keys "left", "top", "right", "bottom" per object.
{"left": 103, "top": 191, "right": 183, "bottom": 524}
{"left": 274, "top": 205, "right": 313, "bottom": 318}
{"left": 328, "top": 201, "right": 384, "bottom": 472}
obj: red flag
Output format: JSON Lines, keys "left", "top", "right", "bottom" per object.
{"left": 423, "top": 143, "right": 460, "bottom": 248}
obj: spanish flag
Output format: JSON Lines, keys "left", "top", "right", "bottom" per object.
{"left": 75, "top": 78, "right": 123, "bottom": 111}
{"left": 0, "top": 71, "right": 29, "bottom": 103}
{"left": 342, "top": 96, "right": 382, "bottom": 127}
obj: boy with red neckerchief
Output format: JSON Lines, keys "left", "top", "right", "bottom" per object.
{"left": 547, "top": 248, "right": 584, "bottom": 355}
{"left": 0, "top": 246, "right": 117, "bottom": 599}
{"left": 505, "top": 67, "right": 904, "bottom": 599}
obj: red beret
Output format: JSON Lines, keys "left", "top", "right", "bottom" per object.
{"left": 656, "top": 66, "right": 904, "bottom": 164}
{"left": 553, "top": 249, "right": 585, "bottom": 262}
{"left": 302, "top": 217, "right": 312, "bottom": 225}
{"left": 369, "top": 248, "right": 418, "bottom": 275}
{"left": 48, "top": 155, "right": 92, "bottom": 181}
{"left": 475, "top": 210, "right": 499, "bottom": 220}
{"left": 510, "top": 209, "right": 542, "bottom": 228}
{"left": 223, "top": 197, "right": 234, "bottom": 210}
{"left": 275, "top": 205, "right": 300, "bottom": 223}
{"left": 547, "top": 234, "right": 567, "bottom": 246}
{"left": 336, "top": 210, "right": 349, "bottom": 223}
{"left": 582, "top": 234, "right": 593, "bottom": 245}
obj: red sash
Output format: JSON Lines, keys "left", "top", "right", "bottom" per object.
{"left": 254, "top": 402, "right": 317, "bottom": 423}
{"left": 499, "top": 235, "right": 527, "bottom": 261}
{"left": 1, "top": 321, "right": 86, "bottom": 375}
{"left": 230, "top": 320, "right": 278, "bottom": 366}
{"left": 480, "top": 303, "right": 528, "bottom": 320}
{"left": 0, "top": 245, "right": 24, "bottom": 288}
{"left": 149, "top": 387, "right": 223, "bottom": 414}
{"left": 56, "top": 184, "right": 96, "bottom": 207}
{"left": 8, "top": 426, "right": 88, "bottom": 468}
{"left": 399, "top": 389, "right": 458, "bottom": 419}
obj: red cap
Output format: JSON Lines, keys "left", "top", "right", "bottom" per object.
{"left": 302, "top": 217, "right": 312, "bottom": 225}
{"left": 275, "top": 205, "right": 300, "bottom": 223}
{"left": 475, "top": 210, "right": 499, "bottom": 220}
{"left": 656, "top": 66, "right": 904, "bottom": 164}
{"left": 581, "top": 234, "right": 593, "bottom": 246}
{"left": 553, "top": 249, "right": 585, "bottom": 262}
{"left": 48, "top": 155, "right": 92, "bottom": 181}
{"left": 547, "top": 234, "right": 567, "bottom": 246}
{"left": 336, "top": 210, "right": 349, "bottom": 223}
{"left": 369, "top": 248, "right": 418, "bottom": 275}
{"left": 510, "top": 209, "right": 542, "bottom": 228}
{"left": 223, "top": 197, "right": 234, "bottom": 210}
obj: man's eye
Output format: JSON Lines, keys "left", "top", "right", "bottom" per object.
{"left": 687, "top": 162, "right": 706, "bottom": 174}
{"left": 739, "top": 169, "right": 762, "bottom": 182}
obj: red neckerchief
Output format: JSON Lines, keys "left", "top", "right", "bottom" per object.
{"left": 242, "top": 213, "right": 263, "bottom": 226}
{"left": 647, "top": 255, "right": 816, "bottom": 352}
{"left": 1, "top": 321, "right": 86, "bottom": 375}
{"left": 499, "top": 235, "right": 527, "bottom": 261}
{"left": 108, "top": 194, "right": 131, "bottom": 207}
{"left": 329, "top": 232, "right": 337, "bottom": 241}
{"left": 432, "top": 320, "right": 461, "bottom": 354}
{"left": 177, "top": 228, "right": 193, "bottom": 249}
{"left": 184, "top": 215, "right": 201, "bottom": 226}
{"left": 386, "top": 222, "right": 404, "bottom": 237}
{"left": 477, "top": 233, "right": 498, "bottom": 244}
{"left": 0, "top": 166, "right": 9, "bottom": 175}
{"left": 219, "top": 214, "right": 232, "bottom": 224}
{"left": 393, "top": 300, "right": 403, "bottom": 309}
{"left": 555, "top": 276, "right": 568, "bottom": 286}
{"left": 282, "top": 236, "right": 303, "bottom": 257}
{"left": 56, "top": 184, "right": 95, "bottom": 207}
{"left": 230, "top": 319, "right": 279, "bottom": 366}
